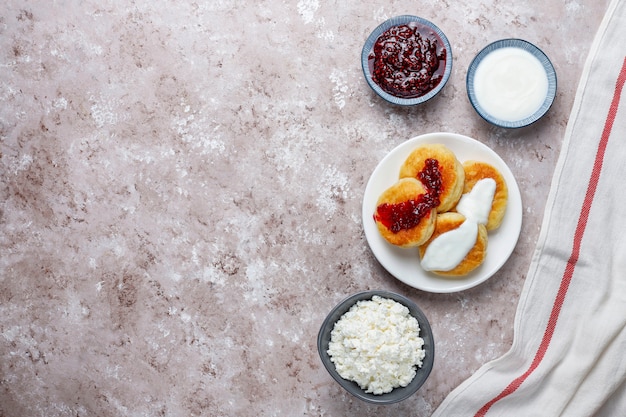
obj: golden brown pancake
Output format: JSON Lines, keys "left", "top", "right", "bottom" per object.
{"left": 399, "top": 144, "right": 465, "bottom": 213}
{"left": 373, "top": 178, "right": 437, "bottom": 247}
{"left": 460, "top": 160, "right": 508, "bottom": 231}
{"left": 418, "top": 212, "right": 488, "bottom": 277}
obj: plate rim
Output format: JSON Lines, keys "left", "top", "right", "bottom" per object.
{"left": 466, "top": 38, "right": 557, "bottom": 128}
{"left": 362, "top": 132, "right": 523, "bottom": 293}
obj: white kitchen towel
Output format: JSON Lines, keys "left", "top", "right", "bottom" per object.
{"left": 432, "top": 0, "right": 626, "bottom": 416}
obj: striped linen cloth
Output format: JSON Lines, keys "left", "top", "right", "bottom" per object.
{"left": 432, "top": 0, "right": 626, "bottom": 416}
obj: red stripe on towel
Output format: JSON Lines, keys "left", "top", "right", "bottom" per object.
{"left": 474, "top": 56, "right": 626, "bottom": 417}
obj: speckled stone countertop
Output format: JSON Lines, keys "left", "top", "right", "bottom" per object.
{"left": 0, "top": 1, "right": 611, "bottom": 416}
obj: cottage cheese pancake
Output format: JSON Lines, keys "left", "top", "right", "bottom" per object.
{"left": 373, "top": 178, "right": 437, "bottom": 247}
{"left": 459, "top": 160, "right": 508, "bottom": 231}
{"left": 419, "top": 212, "right": 488, "bottom": 276}
{"left": 399, "top": 144, "right": 465, "bottom": 212}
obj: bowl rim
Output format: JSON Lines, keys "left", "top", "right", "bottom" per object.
{"left": 317, "top": 290, "right": 435, "bottom": 404}
{"left": 466, "top": 38, "right": 557, "bottom": 128}
{"left": 361, "top": 15, "right": 453, "bottom": 106}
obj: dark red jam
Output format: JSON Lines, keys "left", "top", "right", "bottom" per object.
{"left": 374, "top": 158, "right": 443, "bottom": 233}
{"left": 368, "top": 23, "right": 447, "bottom": 99}
{"left": 418, "top": 158, "right": 443, "bottom": 200}
{"left": 374, "top": 193, "right": 437, "bottom": 233}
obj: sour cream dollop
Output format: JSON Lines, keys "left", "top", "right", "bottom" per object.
{"left": 456, "top": 178, "right": 496, "bottom": 224}
{"left": 421, "top": 178, "right": 496, "bottom": 272}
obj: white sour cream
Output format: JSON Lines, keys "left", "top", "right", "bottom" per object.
{"left": 421, "top": 178, "right": 496, "bottom": 272}
{"left": 421, "top": 220, "right": 478, "bottom": 272}
{"left": 473, "top": 47, "right": 549, "bottom": 122}
{"left": 456, "top": 178, "right": 496, "bottom": 225}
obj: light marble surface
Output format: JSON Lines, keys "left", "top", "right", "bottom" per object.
{"left": 0, "top": 1, "right": 611, "bottom": 415}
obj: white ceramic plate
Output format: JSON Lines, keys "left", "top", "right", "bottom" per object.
{"left": 362, "top": 132, "right": 522, "bottom": 293}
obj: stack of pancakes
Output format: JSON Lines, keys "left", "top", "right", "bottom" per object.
{"left": 373, "top": 143, "right": 508, "bottom": 277}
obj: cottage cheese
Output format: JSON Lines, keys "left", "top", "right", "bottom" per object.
{"left": 327, "top": 296, "right": 425, "bottom": 394}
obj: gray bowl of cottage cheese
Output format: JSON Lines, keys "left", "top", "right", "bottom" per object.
{"left": 317, "top": 290, "right": 434, "bottom": 404}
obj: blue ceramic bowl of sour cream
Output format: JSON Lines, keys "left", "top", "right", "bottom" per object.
{"left": 317, "top": 290, "right": 434, "bottom": 404}
{"left": 466, "top": 39, "right": 557, "bottom": 128}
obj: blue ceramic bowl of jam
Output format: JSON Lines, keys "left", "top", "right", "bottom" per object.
{"left": 361, "top": 15, "right": 452, "bottom": 106}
